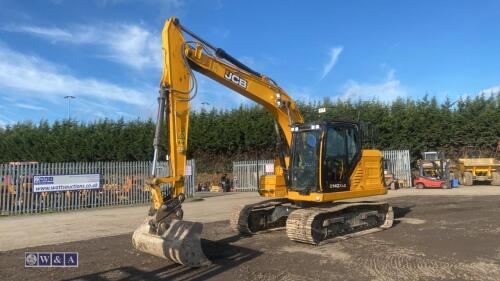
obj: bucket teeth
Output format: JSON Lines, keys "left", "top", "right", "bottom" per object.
{"left": 132, "top": 219, "right": 211, "bottom": 267}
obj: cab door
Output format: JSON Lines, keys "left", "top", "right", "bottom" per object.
{"left": 322, "top": 123, "right": 361, "bottom": 192}
{"left": 289, "top": 130, "right": 321, "bottom": 193}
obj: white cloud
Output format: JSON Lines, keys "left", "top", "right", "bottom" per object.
{"left": 7, "top": 26, "right": 73, "bottom": 40}
{"left": 478, "top": 85, "right": 500, "bottom": 96}
{"left": 4, "top": 23, "right": 162, "bottom": 70}
{"left": 321, "top": 46, "right": 343, "bottom": 79}
{"left": 0, "top": 43, "right": 152, "bottom": 118}
{"left": 459, "top": 85, "right": 500, "bottom": 101}
{"left": 13, "top": 103, "right": 45, "bottom": 111}
{"left": 339, "top": 69, "right": 407, "bottom": 102}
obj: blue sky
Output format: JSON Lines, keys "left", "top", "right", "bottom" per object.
{"left": 0, "top": 0, "right": 499, "bottom": 125}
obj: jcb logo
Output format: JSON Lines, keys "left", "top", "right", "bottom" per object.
{"left": 224, "top": 71, "right": 247, "bottom": 89}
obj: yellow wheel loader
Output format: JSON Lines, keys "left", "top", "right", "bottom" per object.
{"left": 132, "top": 17, "right": 393, "bottom": 267}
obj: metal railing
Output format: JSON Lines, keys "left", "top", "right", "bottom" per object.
{"left": 232, "top": 150, "right": 412, "bottom": 191}
{"left": 382, "top": 150, "right": 412, "bottom": 188}
{"left": 0, "top": 160, "right": 196, "bottom": 216}
{"left": 232, "top": 160, "right": 274, "bottom": 191}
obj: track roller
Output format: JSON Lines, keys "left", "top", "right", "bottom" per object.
{"left": 286, "top": 202, "right": 393, "bottom": 245}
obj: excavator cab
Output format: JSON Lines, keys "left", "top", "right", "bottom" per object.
{"left": 289, "top": 121, "right": 361, "bottom": 194}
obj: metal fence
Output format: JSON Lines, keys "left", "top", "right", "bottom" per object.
{"left": 0, "top": 160, "right": 196, "bottom": 216}
{"left": 233, "top": 150, "right": 413, "bottom": 191}
{"left": 232, "top": 160, "right": 274, "bottom": 191}
{"left": 382, "top": 150, "right": 412, "bottom": 188}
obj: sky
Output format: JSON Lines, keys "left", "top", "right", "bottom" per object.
{"left": 0, "top": 0, "right": 499, "bottom": 126}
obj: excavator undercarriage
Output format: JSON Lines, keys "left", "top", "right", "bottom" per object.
{"left": 231, "top": 200, "right": 393, "bottom": 245}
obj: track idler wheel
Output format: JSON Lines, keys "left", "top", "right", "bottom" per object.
{"left": 132, "top": 219, "right": 211, "bottom": 267}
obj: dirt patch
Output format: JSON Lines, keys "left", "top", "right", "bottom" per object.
{"left": 280, "top": 244, "right": 352, "bottom": 262}
{"left": 1, "top": 195, "right": 500, "bottom": 281}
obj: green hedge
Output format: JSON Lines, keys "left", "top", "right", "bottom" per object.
{"left": 1, "top": 94, "right": 499, "bottom": 172}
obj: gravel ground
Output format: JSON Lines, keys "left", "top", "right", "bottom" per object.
{"left": 1, "top": 194, "right": 500, "bottom": 281}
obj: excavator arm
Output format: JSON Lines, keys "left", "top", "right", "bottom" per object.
{"left": 149, "top": 17, "right": 304, "bottom": 204}
{"left": 133, "top": 17, "right": 303, "bottom": 267}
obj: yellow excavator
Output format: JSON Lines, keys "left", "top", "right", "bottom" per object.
{"left": 132, "top": 17, "right": 393, "bottom": 267}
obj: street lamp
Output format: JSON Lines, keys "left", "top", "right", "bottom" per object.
{"left": 64, "top": 95, "right": 76, "bottom": 120}
{"left": 201, "top": 101, "right": 210, "bottom": 111}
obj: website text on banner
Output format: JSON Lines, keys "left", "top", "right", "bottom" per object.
{"left": 33, "top": 174, "right": 100, "bottom": 192}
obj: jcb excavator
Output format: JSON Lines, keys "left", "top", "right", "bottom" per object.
{"left": 132, "top": 17, "right": 393, "bottom": 267}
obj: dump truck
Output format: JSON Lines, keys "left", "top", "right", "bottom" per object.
{"left": 459, "top": 158, "right": 500, "bottom": 186}
{"left": 458, "top": 144, "right": 500, "bottom": 186}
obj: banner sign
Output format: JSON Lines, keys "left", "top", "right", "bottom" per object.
{"left": 265, "top": 164, "right": 275, "bottom": 173}
{"left": 33, "top": 174, "right": 100, "bottom": 193}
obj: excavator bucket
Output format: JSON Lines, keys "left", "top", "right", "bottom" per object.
{"left": 132, "top": 219, "right": 211, "bottom": 267}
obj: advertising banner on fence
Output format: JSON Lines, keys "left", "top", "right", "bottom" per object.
{"left": 33, "top": 174, "right": 100, "bottom": 193}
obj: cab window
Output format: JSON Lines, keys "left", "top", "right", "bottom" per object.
{"left": 324, "top": 125, "right": 360, "bottom": 186}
